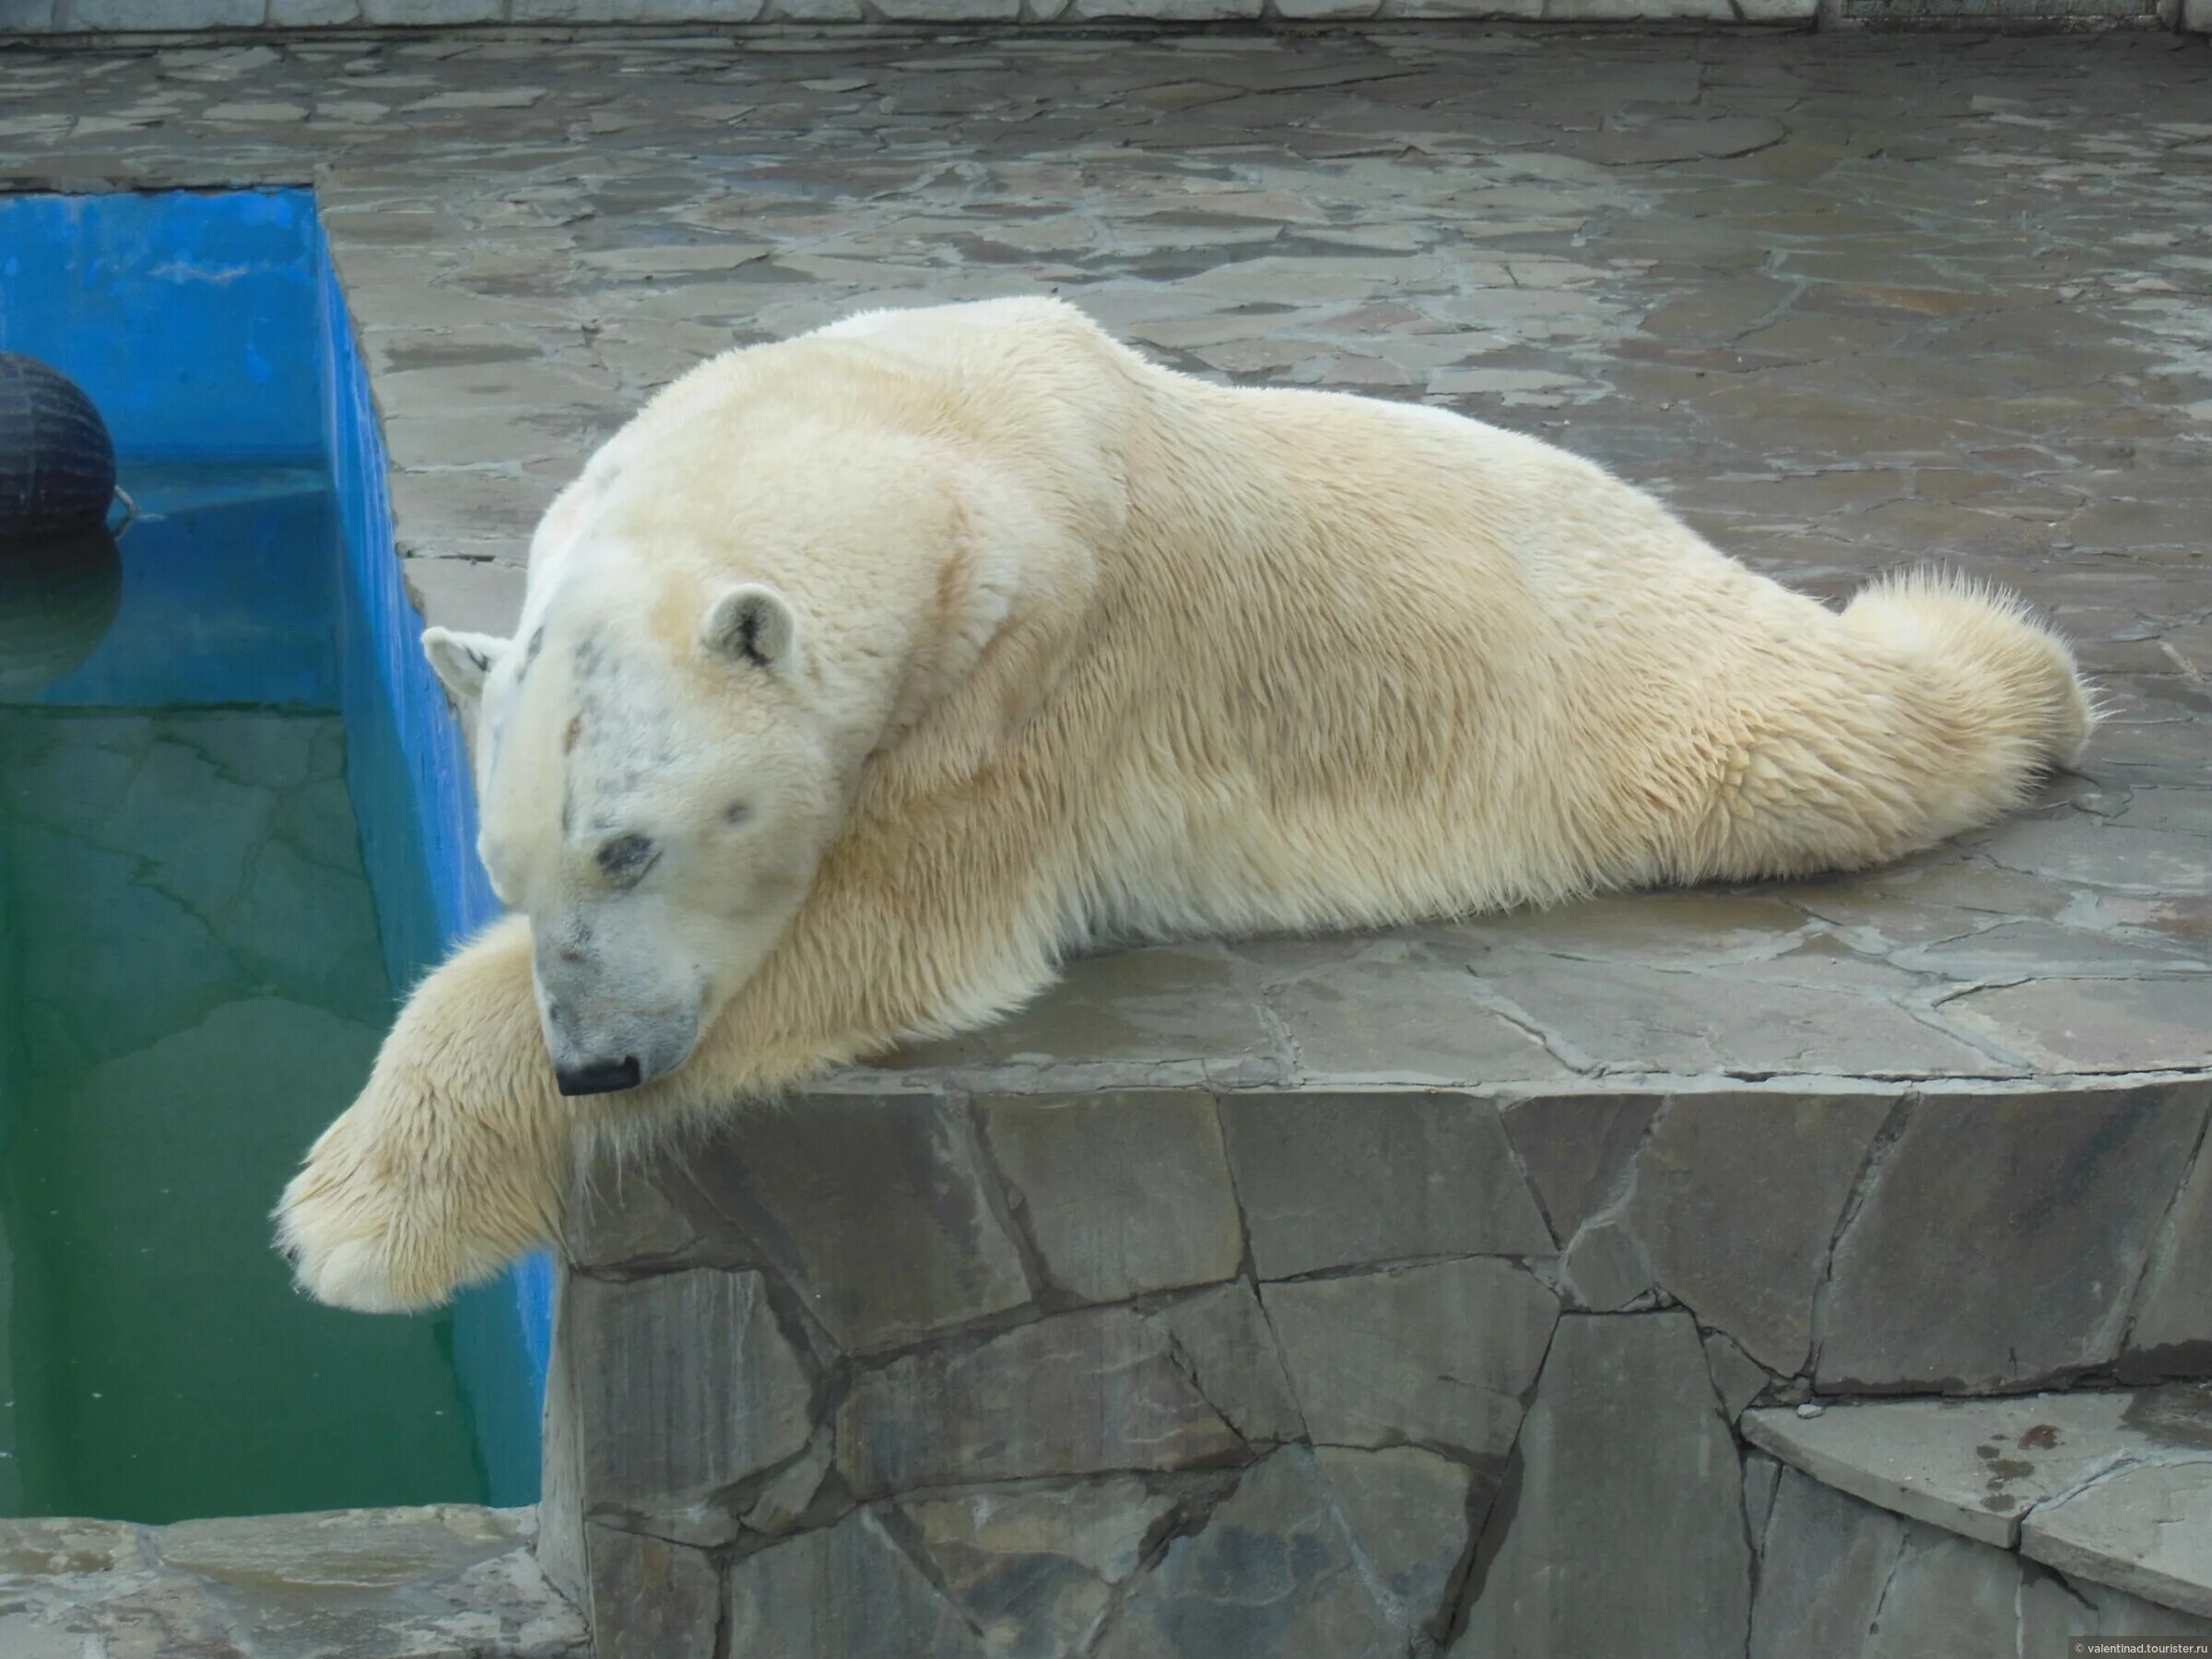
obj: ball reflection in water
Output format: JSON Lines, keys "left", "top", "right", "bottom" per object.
{"left": 0, "top": 524, "right": 124, "bottom": 696}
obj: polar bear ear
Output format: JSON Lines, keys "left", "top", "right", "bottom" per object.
{"left": 422, "top": 627, "right": 510, "bottom": 707}
{"left": 702, "top": 583, "right": 799, "bottom": 674}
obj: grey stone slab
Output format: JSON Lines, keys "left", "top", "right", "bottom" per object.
{"left": 899, "top": 1477, "right": 1175, "bottom": 1658}
{"left": 724, "top": 1508, "right": 984, "bottom": 1659}
{"left": 1750, "top": 1468, "right": 1909, "bottom": 1659}
{"left": 567, "top": 1147, "right": 714, "bottom": 1272}
{"left": 1945, "top": 979, "right": 2212, "bottom": 1073}
{"left": 2024, "top": 1455, "right": 2212, "bottom": 1619}
{"left": 1215, "top": 1091, "right": 1551, "bottom": 1278}
{"left": 563, "top": 1268, "right": 816, "bottom": 1521}
{"left": 1819, "top": 1088, "right": 2209, "bottom": 1392}
{"left": 1865, "top": 1528, "right": 2023, "bottom": 1659}
{"left": 582, "top": 1525, "right": 719, "bottom": 1659}
{"left": 1743, "top": 1390, "right": 2211, "bottom": 1551}
{"left": 979, "top": 1091, "right": 1243, "bottom": 1302}
{"left": 683, "top": 1095, "right": 1033, "bottom": 1355}
{"left": 65, "top": 0, "right": 263, "bottom": 21}
{"left": 1465, "top": 954, "right": 2000, "bottom": 1080}
{"left": 1262, "top": 959, "right": 1577, "bottom": 1086}
{"left": 1498, "top": 1094, "right": 1657, "bottom": 1243}
{"left": 1263, "top": 1259, "right": 1558, "bottom": 1462}
{"left": 1453, "top": 1312, "right": 1750, "bottom": 1657}
{"left": 0, "top": 1508, "right": 587, "bottom": 1659}
{"left": 1147, "top": 1281, "right": 1307, "bottom": 1446}
{"left": 878, "top": 944, "right": 1284, "bottom": 1086}
{"left": 1624, "top": 1092, "right": 1899, "bottom": 1375}
{"left": 1312, "top": 1444, "right": 1477, "bottom": 1634}
{"left": 836, "top": 1306, "right": 1247, "bottom": 1497}
{"left": 1092, "top": 1449, "right": 1403, "bottom": 1659}
{"left": 2019, "top": 1570, "right": 2212, "bottom": 1655}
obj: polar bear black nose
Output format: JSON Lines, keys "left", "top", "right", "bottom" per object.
{"left": 555, "top": 1055, "right": 642, "bottom": 1097}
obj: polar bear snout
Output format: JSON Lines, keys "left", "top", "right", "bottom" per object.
{"left": 532, "top": 932, "right": 705, "bottom": 1096}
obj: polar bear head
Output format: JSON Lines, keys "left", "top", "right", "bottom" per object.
{"left": 425, "top": 564, "right": 841, "bottom": 1097}
{"left": 414, "top": 303, "right": 1124, "bottom": 1096}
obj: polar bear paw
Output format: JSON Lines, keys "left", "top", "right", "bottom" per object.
{"left": 273, "top": 1078, "right": 545, "bottom": 1314}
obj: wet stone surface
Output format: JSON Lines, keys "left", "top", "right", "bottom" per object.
{"left": 5, "top": 26, "right": 2206, "bottom": 1659}
{"left": 0, "top": 1507, "right": 587, "bottom": 1659}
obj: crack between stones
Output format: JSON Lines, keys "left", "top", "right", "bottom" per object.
{"left": 962, "top": 1090, "right": 1076, "bottom": 1310}
{"left": 1078, "top": 1469, "right": 1246, "bottom": 1659}
{"left": 1859, "top": 1523, "right": 1917, "bottom": 1654}
{"left": 1453, "top": 971, "right": 1601, "bottom": 1076}
{"left": 1806, "top": 1090, "right": 1918, "bottom": 1388}
{"left": 2019, "top": 1451, "right": 2212, "bottom": 1537}
{"left": 1435, "top": 1303, "right": 1566, "bottom": 1650}
{"left": 870, "top": 1499, "right": 999, "bottom": 1653}
{"left": 1208, "top": 1093, "right": 1314, "bottom": 1450}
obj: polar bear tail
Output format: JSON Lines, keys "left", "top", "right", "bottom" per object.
{"left": 1840, "top": 567, "right": 2099, "bottom": 774}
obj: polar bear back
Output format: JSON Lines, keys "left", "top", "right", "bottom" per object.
{"left": 538, "top": 298, "right": 2086, "bottom": 959}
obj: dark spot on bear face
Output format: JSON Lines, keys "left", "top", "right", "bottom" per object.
{"left": 513, "top": 626, "right": 546, "bottom": 688}
{"left": 595, "top": 832, "right": 658, "bottom": 888}
{"left": 563, "top": 714, "right": 584, "bottom": 756}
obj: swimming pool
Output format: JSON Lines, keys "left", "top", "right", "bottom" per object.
{"left": 0, "top": 190, "right": 547, "bottom": 1520}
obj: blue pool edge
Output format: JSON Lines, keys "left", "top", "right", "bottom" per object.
{"left": 313, "top": 208, "right": 552, "bottom": 1507}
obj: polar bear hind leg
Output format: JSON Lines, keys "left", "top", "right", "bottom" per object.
{"left": 1694, "top": 568, "right": 2095, "bottom": 885}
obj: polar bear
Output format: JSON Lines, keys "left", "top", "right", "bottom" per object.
{"left": 276, "top": 296, "right": 2093, "bottom": 1312}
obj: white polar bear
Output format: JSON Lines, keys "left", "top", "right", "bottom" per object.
{"left": 276, "top": 296, "right": 2093, "bottom": 1312}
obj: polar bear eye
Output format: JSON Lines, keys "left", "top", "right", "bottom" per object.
{"left": 595, "top": 833, "right": 659, "bottom": 888}
{"left": 724, "top": 801, "right": 752, "bottom": 827}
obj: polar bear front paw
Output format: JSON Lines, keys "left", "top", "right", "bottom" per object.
{"left": 273, "top": 1079, "right": 550, "bottom": 1314}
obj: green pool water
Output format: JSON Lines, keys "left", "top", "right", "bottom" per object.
{"left": 0, "top": 473, "right": 489, "bottom": 1523}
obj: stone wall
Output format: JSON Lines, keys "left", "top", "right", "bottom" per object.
{"left": 5, "top": 0, "right": 2206, "bottom": 33}
{"left": 538, "top": 1078, "right": 2212, "bottom": 1655}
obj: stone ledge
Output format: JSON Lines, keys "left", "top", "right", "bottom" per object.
{"left": 0, "top": 1505, "right": 588, "bottom": 1658}
{"left": 2, "top": 0, "right": 1835, "bottom": 26}
{"left": 1747, "top": 1388, "right": 2212, "bottom": 1618}
{"left": 1755, "top": 1463, "right": 2212, "bottom": 1656}
{"left": 542, "top": 1078, "right": 2212, "bottom": 1653}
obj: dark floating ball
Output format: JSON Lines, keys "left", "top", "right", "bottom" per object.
{"left": 0, "top": 353, "right": 118, "bottom": 542}
{"left": 0, "top": 524, "right": 124, "bottom": 696}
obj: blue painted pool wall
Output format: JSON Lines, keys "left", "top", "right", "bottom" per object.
{"left": 313, "top": 226, "right": 553, "bottom": 1507}
{"left": 0, "top": 192, "right": 324, "bottom": 463}
{"left": 0, "top": 185, "right": 551, "bottom": 1500}
{"left": 0, "top": 191, "right": 339, "bottom": 711}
